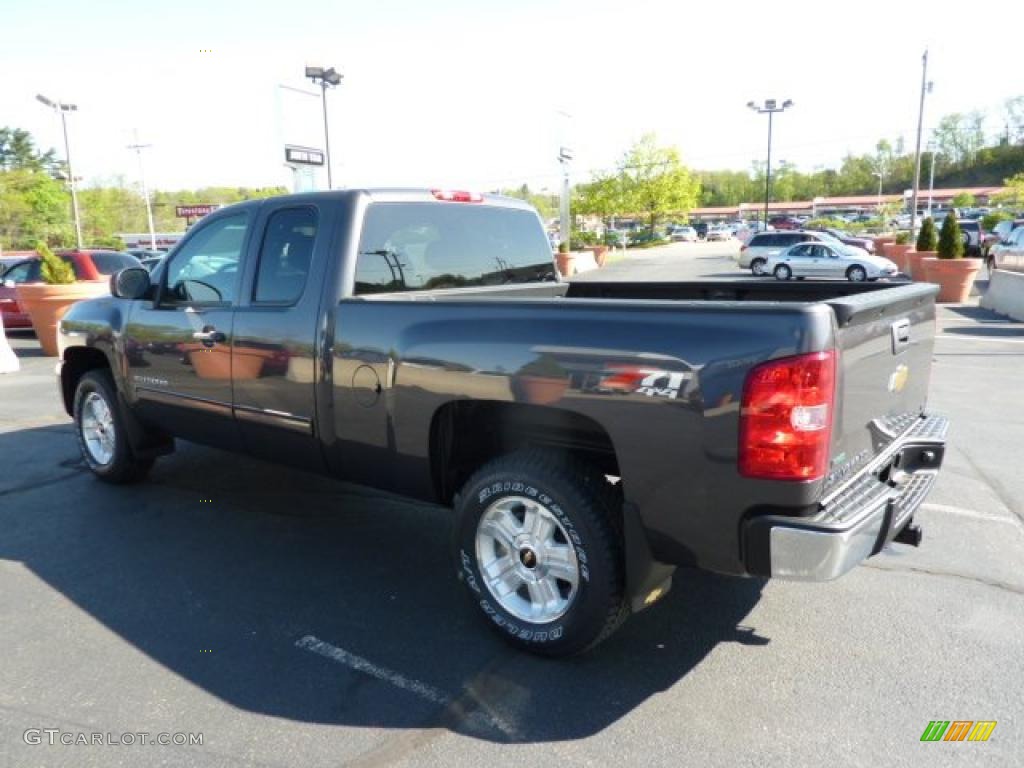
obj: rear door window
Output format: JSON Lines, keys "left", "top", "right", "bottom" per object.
{"left": 355, "top": 203, "right": 555, "bottom": 294}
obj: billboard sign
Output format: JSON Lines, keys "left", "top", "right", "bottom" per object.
{"left": 175, "top": 204, "right": 219, "bottom": 219}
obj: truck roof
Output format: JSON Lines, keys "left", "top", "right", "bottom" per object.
{"left": 210, "top": 188, "right": 538, "bottom": 213}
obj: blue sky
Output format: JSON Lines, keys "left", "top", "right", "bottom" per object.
{"left": 3, "top": 0, "right": 1021, "bottom": 193}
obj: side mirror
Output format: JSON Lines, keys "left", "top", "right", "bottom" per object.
{"left": 110, "top": 267, "right": 151, "bottom": 300}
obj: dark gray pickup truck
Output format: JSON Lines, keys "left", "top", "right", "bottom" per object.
{"left": 57, "top": 189, "right": 948, "bottom": 656}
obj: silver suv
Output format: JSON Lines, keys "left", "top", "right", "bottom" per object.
{"left": 738, "top": 231, "right": 868, "bottom": 275}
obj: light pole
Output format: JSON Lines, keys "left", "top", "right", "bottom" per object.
{"left": 873, "top": 171, "right": 884, "bottom": 212}
{"left": 127, "top": 130, "right": 157, "bottom": 250}
{"left": 36, "top": 93, "right": 82, "bottom": 248}
{"left": 304, "top": 66, "right": 343, "bottom": 189}
{"left": 558, "top": 146, "right": 573, "bottom": 251}
{"left": 747, "top": 99, "right": 794, "bottom": 230}
{"left": 908, "top": 50, "right": 933, "bottom": 236}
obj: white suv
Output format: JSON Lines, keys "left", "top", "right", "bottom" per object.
{"left": 738, "top": 231, "right": 869, "bottom": 275}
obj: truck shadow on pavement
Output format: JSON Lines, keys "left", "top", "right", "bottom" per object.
{"left": 0, "top": 424, "right": 768, "bottom": 744}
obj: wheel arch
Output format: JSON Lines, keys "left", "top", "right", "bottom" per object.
{"left": 430, "top": 399, "right": 673, "bottom": 611}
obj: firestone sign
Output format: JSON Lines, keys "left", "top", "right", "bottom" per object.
{"left": 175, "top": 204, "right": 219, "bottom": 218}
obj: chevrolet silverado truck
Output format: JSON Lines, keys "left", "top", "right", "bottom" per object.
{"left": 56, "top": 189, "right": 948, "bottom": 656}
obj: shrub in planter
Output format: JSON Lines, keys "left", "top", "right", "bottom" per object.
{"left": 14, "top": 243, "right": 108, "bottom": 356}
{"left": 922, "top": 214, "right": 980, "bottom": 302}
{"left": 555, "top": 240, "right": 575, "bottom": 277}
{"left": 906, "top": 218, "right": 939, "bottom": 280}
{"left": 915, "top": 217, "right": 938, "bottom": 252}
{"left": 894, "top": 232, "right": 911, "bottom": 245}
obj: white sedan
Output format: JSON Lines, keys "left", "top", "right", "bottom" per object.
{"left": 766, "top": 242, "right": 899, "bottom": 282}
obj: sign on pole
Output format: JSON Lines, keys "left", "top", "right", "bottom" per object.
{"left": 285, "top": 145, "right": 325, "bottom": 166}
{"left": 175, "top": 204, "right": 219, "bottom": 219}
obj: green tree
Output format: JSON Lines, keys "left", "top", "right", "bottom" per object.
{"left": 937, "top": 214, "right": 964, "bottom": 259}
{"left": 916, "top": 218, "right": 938, "bottom": 252}
{"left": 0, "top": 127, "right": 57, "bottom": 172}
{"left": 950, "top": 192, "right": 976, "bottom": 208}
{"left": 617, "top": 134, "right": 700, "bottom": 232}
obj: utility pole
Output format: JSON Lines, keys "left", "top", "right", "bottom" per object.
{"left": 127, "top": 130, "right": 157, "bottom": 250}
{"left": 909, "top": 50, "right": 932, "bottom": 236}
{"left": 36, "top": 94, "right": 82, "bottom": 248}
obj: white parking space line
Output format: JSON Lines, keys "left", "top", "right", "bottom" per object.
{"left": 297, "top": 635, "right": 450, "bottom": 705}
{"left": 921, "top": 502, "right": 1024, "bottom": 532}
{"left": 936, "top": 334, "right": 1024, "bottom": 344}
{"left": 296, "top": 634, "right": 520, "bottom": 738}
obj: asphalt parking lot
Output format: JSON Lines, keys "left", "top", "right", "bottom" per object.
{"left": 2, "top": 242, "right": 1022, "bottom": 767}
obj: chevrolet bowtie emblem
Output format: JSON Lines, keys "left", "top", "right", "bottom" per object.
{"left": 888, "top": 363, "right": 909, "bottom": 393}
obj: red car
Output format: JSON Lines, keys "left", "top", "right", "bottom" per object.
{"left": 768, "top": 216, "right": 803, "bottom": 230}
{"left": 1, "top": 250, "right": 141, "bottom": 329}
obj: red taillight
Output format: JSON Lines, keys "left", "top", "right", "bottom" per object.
{"left": 430, "top": 189, "right": 483, "bottom": 203}
{"left": 738, "top": 350, "right": 836, "bottom": 481}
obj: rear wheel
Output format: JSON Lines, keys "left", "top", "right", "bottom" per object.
{"left": 454, "top": 449, "right": 627, "bottom": 657}
{"left": 750, "top": 258, "right": 767, "bottom": 276}
{"left": 773, "top": 264, "right": 792, "bottom": 280}
{"left": 74, "top": 370, "right": 154, "bottom": 484}
{"left": 846, "top": 265, "right": 867, "bottom": 282}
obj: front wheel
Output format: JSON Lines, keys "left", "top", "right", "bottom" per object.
{"left": 773, "top": 264, "right": 792, "bottom": 280}
{"left": 74, "top": 370, "right": 154, "bottom": 484}
{"left": 454, "top": 449, "right": 627, "bottom": 657}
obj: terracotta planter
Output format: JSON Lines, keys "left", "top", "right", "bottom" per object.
{"left": 555, "top": 252, "right": 576, "bottom": 277}
{"left": 512, "top": 375, "right": 568, "bottom": 405}
{"left": 873, "top": 236, "right": 895, "bottom": 254}
{"left": 15, "top": 280, "right": 109, "bottom": 356}
{"left": 905, "top": 250, "right": 935, "bottom": 281}
{"left": 885, "top": 243, "right": 913, "bottom": 272}
{"left": 592, "top": 245, "right": 609, "bottom": 267}
{"left": 921, "top": 258, "right": 982, "bottom": 303}
{"left": 184, "top": 345, "right": 274, "bottom": 380}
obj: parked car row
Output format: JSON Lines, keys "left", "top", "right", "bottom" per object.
{"left": 989, "top": 224, "right": 1024, "bottom": 274}
{"left": 737, "top": 230, "right": 897, "bottom": 282}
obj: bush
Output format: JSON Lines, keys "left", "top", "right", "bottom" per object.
{"left": 36, "top": 242, "right": 76, "bottom": 285}
{"left": 937, "top": 215, "right": 964, "bottom": 259}
{"left": 805, "top": 218, "right": 849, "bottom": 230}
{"left": 916, "top": 218, "right": 938, "bottom": 252}
{"left": 895, "top": 231, "right": 911, "bottom": 245}
{"left": 571, "top": 229, "right": 600, "bottom": 246}
{"left": 557, "top": 241, "right": 568, "bottom": 254}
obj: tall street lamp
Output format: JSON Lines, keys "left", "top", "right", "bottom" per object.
{"left": 36, "top": 93, "right": 82, "bottom": 248}
{"left": 747, "top": 99, "right": 794, "bottom": 230}
{"left": 127, "top": 130, "right": 157, "bottom": 250}
{"left": 873, "top": 171, "right": 884, "bottom": 212}
{"left": 304, "top": 66, "right": 343, "bottom": 189}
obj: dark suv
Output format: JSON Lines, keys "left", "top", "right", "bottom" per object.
{"left": 957, "top": 220, "right": 983, "bottom": 257}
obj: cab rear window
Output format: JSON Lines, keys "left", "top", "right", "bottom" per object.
{"left": 354, "top": 203, "right": 555, "bottom": 294}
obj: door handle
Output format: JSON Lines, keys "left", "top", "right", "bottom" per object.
{"left": 193, "top": 329, "right": 226, "bottom": 344}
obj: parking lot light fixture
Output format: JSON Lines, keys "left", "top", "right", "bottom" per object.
{"left": 304, "top": 65, "right": 344, "bottom": 189}
{"left": 747, "top": 99, "right": 794, "bottom": 230}
{"left": 36, "top": 93, "right": 82, "bottom": 248}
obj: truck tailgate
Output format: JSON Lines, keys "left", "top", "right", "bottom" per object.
{"left": 823, "top": 283, "right": 939, "bottom": 493}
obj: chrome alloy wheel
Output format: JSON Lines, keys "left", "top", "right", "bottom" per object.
{"left": 80, "top": 391, "right": 115, "bottom": 465}
{"left": 475, "top": 496, "right": 580, "bottom": 624}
